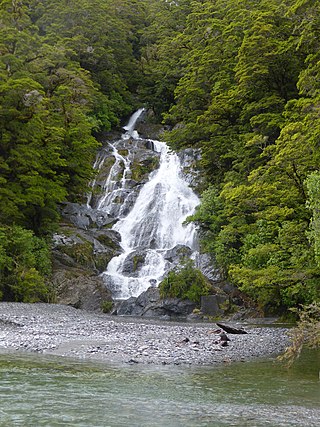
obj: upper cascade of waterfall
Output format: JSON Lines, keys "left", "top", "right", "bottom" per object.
{"left": 122, "top": 107, "right": 145, "bottom": 139}
{"left": 91, "top": 109, "right": 200, "bottom": 299}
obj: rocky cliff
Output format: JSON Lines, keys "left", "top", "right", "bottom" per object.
{"left": 51, "top": 112, "right": 232, "bottom": 317}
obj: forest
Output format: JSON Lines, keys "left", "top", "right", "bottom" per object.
{"left": 0, "top": 0, "right": 319, "bottom": 316}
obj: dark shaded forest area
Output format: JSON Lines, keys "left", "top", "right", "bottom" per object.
{"left": 0, "top": 0, "right": 319, "bottom": 315}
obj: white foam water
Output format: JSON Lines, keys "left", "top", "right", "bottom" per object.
{"left": 98, "top": 110, "right": 199, "bottom": 298}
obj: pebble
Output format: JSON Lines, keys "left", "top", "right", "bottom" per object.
{"left": 0, "top": 302, "right": 290, "bottom": 366}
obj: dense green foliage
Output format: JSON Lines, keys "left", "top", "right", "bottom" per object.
{"left": 159, "top": 260, "right": 211, "bottom": 306}
{"left": 1, "top": 0, "right": 319, "bottom": 312}
{"left": 148, "top": 0, "right": 320, "bottom": 313}
{"left": 306, "top": 172, "right": 320, "bottom": 268}
{"left": 0, "top": 225, "right": 50, "bottom": 301}
{"left": 0, "top": 0, "right": 150, "bottom": 300}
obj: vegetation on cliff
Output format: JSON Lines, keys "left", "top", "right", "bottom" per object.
{"left": 159, "top": 0, "right": 320, "bottom": 314}
{"left": 0, "top": 0, "right": 319, "bottom": 318}
{"left": 0, "top": 0, "right": 147, "bottom": 300}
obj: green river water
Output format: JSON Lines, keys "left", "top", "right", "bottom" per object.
{"left": 0, "top": 350, "right": 319, "bottom": 427}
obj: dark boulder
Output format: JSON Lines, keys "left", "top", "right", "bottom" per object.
{"left": 52, "top": 267, "right": 112, "bottom": 312}
{"left": 200, "top": 294, "right": 229, "bottom": 317}
{"left": 61, "top": 202, "right": 115, "bottom": 230}
{"left": 115, "top": 287, "right": 196, "bottom": 318}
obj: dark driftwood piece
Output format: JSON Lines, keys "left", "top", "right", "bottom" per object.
{"left": 216, "top": 322, "right": 248, "bottom": 334}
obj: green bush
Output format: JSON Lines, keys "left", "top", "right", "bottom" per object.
{"left": 101, "top": 300, "right": 113, "bottom": 313}
{"left": 159, "top": 260, "right": 211, "bottom": 306}
{"left": 0, "top": 225, "right": 51, "bottom": 302}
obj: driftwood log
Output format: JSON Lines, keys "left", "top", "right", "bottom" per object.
{"left": 216, "top": 322, "right": 248, "bottom": 334}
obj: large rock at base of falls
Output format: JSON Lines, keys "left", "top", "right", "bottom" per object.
{"left": 52, "top": 267, "right": 112, "bottom": 311}
{"left": 115, "top": 287, "right": 196, "bottom": 318}
{"left": 51, "top": 224, "right": 121, "bottom": 311}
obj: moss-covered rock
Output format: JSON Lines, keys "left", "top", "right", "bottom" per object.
{"left": 121, "top": 250, "right": 147, "bottom": 277}
{"left": 94, "top": 251, "right": 115, "bottom": 273}
{"left": 60, "top": 239, "right": 94, "bottom": 269}
{"left": 51, "top": 225, "right": 122, "bottom": 310}
{"left": 96, "top": 155, "right": 116, "bottom": 182}
{"left": 118, "top": 149, "right": 129, "bottom": 156}
{"left": 131, "top": 156, "right": 160, "bottom": 181}
{"left": 53, "top": 228, "right": 121, "bottom": 274}
{"left": 94, "top": 231, "right": 121, "bottom": 250}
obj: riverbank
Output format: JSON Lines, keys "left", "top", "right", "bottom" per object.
{"left": 0, "top": 303, "right": 289, "bottom": 365}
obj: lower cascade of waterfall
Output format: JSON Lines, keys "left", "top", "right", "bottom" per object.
{"left": 90, "top": 109, "right": 200, "bottom": 299}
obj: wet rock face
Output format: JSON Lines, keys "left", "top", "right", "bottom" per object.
{"left": 60, "top": 202, "right": 115, "bottom": 230}
{"left": 163, "top": 245, "right": 192, "bottom": 265}
{"left": 51, "top": 224, "right": 122, "bottom": 310}
{"left": 89, "top": 138, "right": 161, "bottom": 219}
{"left": 196, "top": 253, "right": 222, "bottom": 283}
{"left": 51, "top": 135, "right": 163, "bottom": 311}
{"left": 52, "top": 268, "right": 111, "bottom": 311}
{"left": 121, "top": 250, "right": 147, "bottom": 277}
{"left": 51, "top": 111, "right": 224, "bottom": 314}
{"left": 53, "top": 226, "right": 122, "bottom": 274}
{"left": 134, "top": 109, "right": 168, "bottom": 140}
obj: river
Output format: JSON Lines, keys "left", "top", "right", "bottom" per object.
{"left": 0, "top": 349, "right": 319, "bottom": 426}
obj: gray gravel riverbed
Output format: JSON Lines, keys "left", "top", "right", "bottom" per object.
{"left": 0, "top": 303, "right": 289, "bottom": 365}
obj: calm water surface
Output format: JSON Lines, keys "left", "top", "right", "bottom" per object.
{"left": 0, "top": 350, "right": 319, "bottom": 427}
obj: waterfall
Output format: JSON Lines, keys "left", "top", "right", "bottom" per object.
{"left": 95, "top": 110, "right": 200, "bottom": 299}
{"left": 122, "top": 107, "right": 145, "bottom": 139}
{"left": 95, "top": 144, "right": 132, "bottom": 215}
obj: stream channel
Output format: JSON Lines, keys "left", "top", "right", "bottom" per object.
{"left": 0, "top": 350, "right": 319, "bottom": 426}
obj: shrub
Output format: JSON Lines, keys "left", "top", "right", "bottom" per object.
{"left": 159, "top": 259, "right": 211, "bottom": 306}
{"left": 280, "top": 303, "right": 320, "bottom": 366}
{"left": 101, "top": 300, "right": 113, "bottom": 313}
{"left": 0, "top": 225, "right": 50, "bottom": 302}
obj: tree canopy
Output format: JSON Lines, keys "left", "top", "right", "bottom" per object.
{"left": 162, "top": 0, "right": 320, "bottom": 312}
{"left": 0, "top": 0, "right": 151, "bottom": 300}
{"left": 0, "top": 0, "right": 319, "bottom": 311}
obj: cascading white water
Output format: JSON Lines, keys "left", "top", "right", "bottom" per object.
{"left": 122, "top": 107, "right": 145, "bottom": 139}
{"left": 98, "top": 110, "right": 200, "bottom": 299}
{"left": 96, "top": 144, "right": 131, "bottom": 214}
{"left": 86, "top": 150, "right": 107, "bottom": 208}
